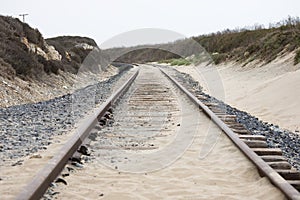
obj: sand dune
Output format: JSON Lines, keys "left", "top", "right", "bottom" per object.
{"left": 174, "top": 53, "right": 300, "bottom": 133}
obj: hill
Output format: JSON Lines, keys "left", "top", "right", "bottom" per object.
{"left": 193, "top": 16, "right": 300, "bottom": 65}
{"left": 107, "top": 16, "right": 300, "bottom": 65}
{"left": 0, "top": 15, "right": 99, "bottom": 80}
{"left": 0, "top": 15, "right": 117, "bottom": 107}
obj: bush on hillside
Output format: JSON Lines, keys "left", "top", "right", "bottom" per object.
{"left": 294, "top": 49, "right": 300, "bottom": 65}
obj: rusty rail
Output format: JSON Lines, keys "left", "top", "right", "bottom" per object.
{"left": 16, "top": 69, "right": 139, "bottom": 200}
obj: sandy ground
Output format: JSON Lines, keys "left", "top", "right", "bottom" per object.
{"left": 172, "top": 53, "right": 300, "bottom": 133}
{"left": 0, "top": 131, "right": 75, "bottom": 199}
{"left": 52, "top": 66, "right": 284, "bottom": 200}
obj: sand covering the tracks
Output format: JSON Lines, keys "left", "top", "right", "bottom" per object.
{"left": 53, "top": 107, "right": 284, "bottom": 200}
{"left": 54, "top": 132, "right": 285, "bottom": 199}
{"left": 0, "top": 132, "right": 74, "bottom": 199}
{"left": 172, "top": 52, "right": 300, "bottom": 133}
{"left": 53, "top": 65, "right": 284, "bottom": 200}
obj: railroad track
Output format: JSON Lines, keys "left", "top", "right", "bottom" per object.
{"left": 17, "top": 64, "right": 300, "bottom": 200}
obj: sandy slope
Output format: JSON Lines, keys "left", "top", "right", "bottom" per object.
{"left": 173, "top": 53, "right": 300, "bottom": 133}
{"left": 0, "top": 65, "right": 119, "bottom": 108}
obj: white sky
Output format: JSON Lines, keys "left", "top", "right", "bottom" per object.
{"left": 1, "top": 0, "right": 299, "bottom": 48}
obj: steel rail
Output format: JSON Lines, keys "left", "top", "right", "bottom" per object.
{"left": 16, "top": 69, "right": 139, "bottom": 200}
{"left": 160, "top": 68, "right": 300, "bottom": 200}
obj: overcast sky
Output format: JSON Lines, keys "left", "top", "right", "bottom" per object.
{"left": 1, "top": 0, "right": 299, "bottom": 48}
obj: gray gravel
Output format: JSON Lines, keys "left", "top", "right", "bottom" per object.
{"left": 0, "top": 65, "right": 132, "bottom": 165}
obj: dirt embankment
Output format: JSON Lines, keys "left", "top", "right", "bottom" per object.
{"left": 0, "top": 15, "right": 117, "bottom": 108}
{"left": 0, "top": 65, "right": 119, "bottom": 107}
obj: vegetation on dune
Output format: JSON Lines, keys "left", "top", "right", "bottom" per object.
{"left": 110, "top": 16, "right": 300, "bottom": 65}
{"left": 294, "top": 49, "right": 300, "bottom": 65}
{"left": 194, "top": 16, "right": 300, "bottom": 64}
{"left": 103, "top": 38, "right": 205, "bottom": 64}
{"left": 110, "top": 48, "right": 180, "bottom": 64}
{"left": 159, "top": 58, "right": 191, "bottom": 66}
{"left": 0, "top": 16, "right": 46, "bottom": 77}
{"left": 46, "top": 36, "right": 99, "bottom": 74}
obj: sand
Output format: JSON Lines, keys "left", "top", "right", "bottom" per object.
{"left": 51, "top": 65, "right": 284, "bottom": 200}
{"left": 0, "top": 132, "right": 74, "bottom": 199}
{"left": 173, "top": 52, "right": 300, "bottom": 133}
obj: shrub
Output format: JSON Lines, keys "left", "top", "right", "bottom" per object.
{"left": 211, "top": 53, "right": 227, "bottom": 64}
{"left": 170, "top": 58, "right": 191, "bottom": 66}
{"left": 294, "top": 49, "right": 300, "bottom": 65}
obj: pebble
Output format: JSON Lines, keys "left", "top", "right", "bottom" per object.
{"left": 62, "top": 173, "right": 69, "bottom": 178}
{"left": 78, "top": 145, "right": 90, "bottom": 156}
{"left": 29, "top": 154, "right": 42, "bottom": 159}
{"left": 55, "top": 177, "right": 67, "bottom": 185}
{"left": 66, "top": 166, "right": 75, "bottom": 172}
{"left": 71, "top": 162, "right": 84, "bottom": 168}
{"left": 11, "top": 160, "right": 23, "bottom": 166}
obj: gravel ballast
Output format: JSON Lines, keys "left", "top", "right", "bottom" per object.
{"left": 0, "top": 65, "right": 132, "bottom": 165}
